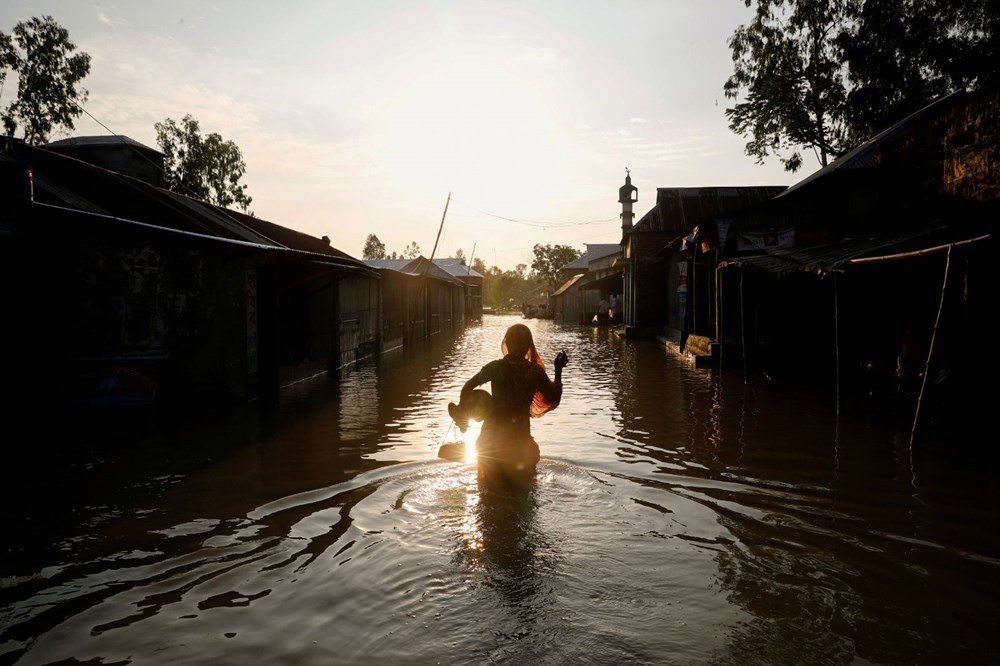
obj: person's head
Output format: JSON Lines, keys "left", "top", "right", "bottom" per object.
{"left": 502, "top": 323, "right": 542, "bottom": 367}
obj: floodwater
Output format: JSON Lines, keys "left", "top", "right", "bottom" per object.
{"left": 2, "top": 314, "right": 998, "bottom": 665}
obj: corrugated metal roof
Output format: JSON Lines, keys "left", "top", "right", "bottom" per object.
{"left": 561, "top": 244, "right": 619, "bottom": 270}
{"left": 156, "top": 188, "right": 277, "bottom": 245}
{"left": 433, "top": 257, "right": 484, "bottom": 278}
{"left": 776, "top": 89, "right": 963, "bottom": 199}
{"left": 363, "top": 257, "right": 463, "bottom": 285}
{"left": 632, "top": 186, "right": 788, "bottom": 234}
{"left": 362, "top": 259, "right": 414, "bottom": 271}
{"left": 551, "top": 273, "right": 586, "bottom": 297}
{"left": 718, "top": 227, "right": 947, "bottom": 276}
{"left": 5, "top": 137, "right": 371, "bottom": 272}
{"left": 29, "top": 169, "right": 109, "bottom": 214}
{"left": 45, "top": 135, "right": 161, "bottom": 153}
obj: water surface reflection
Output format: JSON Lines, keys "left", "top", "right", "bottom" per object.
{"left": 1, "top": 315, "right": 998, "bottom": 665}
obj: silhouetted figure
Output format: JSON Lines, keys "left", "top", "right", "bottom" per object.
{"left": 596, "top": 296, "right": 610, "bottom": 324}
{"left": 448, "top": 323, "right": 567, "bottom": 487}
{"left": 610, "top": 294, "right": 621, "bottom": 324}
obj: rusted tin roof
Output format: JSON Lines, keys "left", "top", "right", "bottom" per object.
{"left": 632, "top": 186, "right": 788, "bottom": 235}
{"left": 776, "top": 89, "right": 963, "bottom": 199}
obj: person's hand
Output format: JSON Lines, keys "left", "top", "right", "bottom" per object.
{"left": 554, "top": 350, "right": 569, "bottom": 370}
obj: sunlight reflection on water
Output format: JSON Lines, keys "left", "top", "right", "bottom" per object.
{"left": 2, "top": 315, "right": 999, "bottom": 665}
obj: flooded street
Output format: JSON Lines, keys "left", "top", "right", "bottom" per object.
{"left": 2, "top": 314, "right": 998, "bottom": 665}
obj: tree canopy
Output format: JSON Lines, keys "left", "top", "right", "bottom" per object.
{"left": 403, "top": 241, "right": 420, "bottom": 259}
{"left": 0, "top": 15, "right": 91, "bottom": 144}
{"left": 530, "top": 243, "right": 582, "bottom": 291}
{"left": 362, "top": 234, "right": 387, "bottom": 260}
{"left": 725, "top": 0, "right": 1000, "bottom": 172}
{"left": 360, "top": 234, "right": 425, "bottom": 260}
{"left": 482, "top": 263, "right": 539, "bottom": 312}
{"left": 154, "top": 114, "right": 253, "bottom": 213}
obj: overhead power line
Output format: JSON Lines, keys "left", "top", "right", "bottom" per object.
{"left": 450, "top": 197, "right": 615, "bottom": 230}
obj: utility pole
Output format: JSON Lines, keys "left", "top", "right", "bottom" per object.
{"left": 428, "top": 192, "right": 451, "bottom": 266}
{"left": 425, "top": 192, "right": 451, "bottom": 338}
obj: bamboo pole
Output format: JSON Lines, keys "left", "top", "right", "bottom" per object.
{"left": 850, "top": 233, "right": 988, "bottom": 266}
{"left": 910, "top": 245, "right": 953, "bottom": 447}
{"left": 740, "top": 266, "right": 747, "bottom": 383}
{"left": 425, "top": 192, "right": 451, "bottom": 338}
{"left": 834, "top": 273, "right": 841, "bottom": 417}
{"left": 428, "top": 192, "right": 451, "bottom": 267}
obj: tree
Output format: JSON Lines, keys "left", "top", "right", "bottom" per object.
{"left": 154, "top": 114, "right": 253, "bottom": 213}
{"left": 362, "top": 234, "right": 386, "bottom": 260}
{"left": 530, "top": 243, "right": 582, "bottom": 291}
{"left": 403, "top": 241, "right": 420, "bottom": 259}
{"left": 724, "top": 0, "right": 1000, "bottom": 173}
{"left": 724, "top": 0, "right": 850, "bottom": 172}
{"left": 455, "top": 248, "right": 466, "bottom": 263}
{"left": 472, "top": 257, "right": 487, "bottom": 275}
{"left": 0, "top": 15, "right": 91, "bottom": 144}
{"left": 839, "top": 0, "right": 1000, "bottom": 144}
{"left": 482, "top": 264, "right": 538, "bottom": 312}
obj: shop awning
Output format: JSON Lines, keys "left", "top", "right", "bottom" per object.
{"left": 578, "top": 269, "right": 625, "bottom": 291}
{"left": 716, "top": 227, "right": 964, "bottom": 277}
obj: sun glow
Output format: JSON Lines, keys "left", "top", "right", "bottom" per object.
{"left": 372, "top": 41, "right": 576, "bottom": 215}
{"left": 463, "top": 422, "right": 481, "bottom": 464}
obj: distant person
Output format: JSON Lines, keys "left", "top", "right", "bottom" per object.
{"left": 610, "top": 294, "right": 621, "bottom": 323}
{"left": 448, "top": 323, "right": 568, "bottom": 486}
{"left": 596, "top": 296, "right": 610, "bottom": 324}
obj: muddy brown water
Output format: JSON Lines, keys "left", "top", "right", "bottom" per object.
{"left": 2, "top": 315, "right": 998, "bottom": 665}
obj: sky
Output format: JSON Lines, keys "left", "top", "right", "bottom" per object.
{"left": 1, "top": 1, "right": 820, "bottom": 270}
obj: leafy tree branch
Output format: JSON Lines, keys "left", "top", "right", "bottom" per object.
{"left": 0, "top": 15, "right": 91, "bottom": 144}
{"left": 154, "top": 114, "right": 253, "bottom": 213}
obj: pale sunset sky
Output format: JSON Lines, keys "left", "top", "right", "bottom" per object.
{"left": 1, "top": 1, "right": 820, "bottom": 269}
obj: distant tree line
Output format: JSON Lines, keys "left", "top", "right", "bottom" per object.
{"left": 362, "top": 234, "right": 421, "bottom": 260}
{"left": 361, "top": 236, "right": 584, "bottom": 311}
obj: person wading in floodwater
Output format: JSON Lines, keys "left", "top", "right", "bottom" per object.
{"left": 448, "top": 323, "right": 568, "bottom": 487}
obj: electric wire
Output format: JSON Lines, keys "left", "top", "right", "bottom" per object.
{"left": 450, "top": 197, "right": 616, "bottom": 230}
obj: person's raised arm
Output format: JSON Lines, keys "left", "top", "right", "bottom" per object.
{"left": 553, "top": 351, "right": 568, "bottom": 385}
{"left": 537, "top": 351, "right": 568, "bottom": 407}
